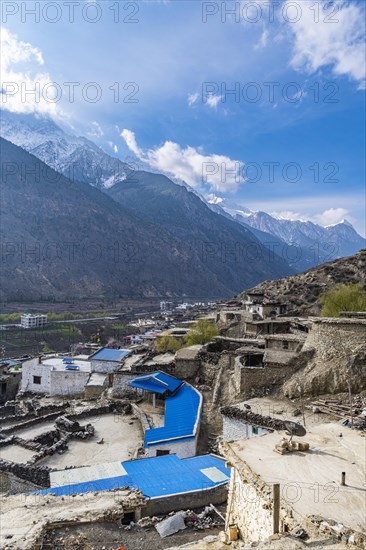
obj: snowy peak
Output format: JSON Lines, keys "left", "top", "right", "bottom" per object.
{"left": 211, "top": 198, "right": 365, "bottom": 267}
{"left": 0, "top": 110, "right": 129, "bottom": 189}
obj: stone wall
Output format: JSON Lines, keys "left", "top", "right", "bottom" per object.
{"left": 226, "top": 465, "right": 273, "bottom": 542}
{"left": 144, "top": 483, "right": 228, "bottom": 517}
{"left": 0, "top": 459, "right": 51, "bottom": 487}
{"left": 0, "top": 372, "right": 21, "bottom": 404}
{"left": 234, "top": 362, "right": 293, "bottom": 398}
{"left": 91, "top": 359, "right": 121, "bottom": 373}
{"left": 112, "top": 372, "right": 137, "bottom": 398}
{"left": 131, "top": 403, "right": 150, "bottom": 432}
{"left": 284, "top": 318, "right": 366, "bottom": 397}
{"left": 175, "top": 346, "right": 202, "bottom": 380}
{"left": 223, "top": 442, "right": 302, "bottom": 545}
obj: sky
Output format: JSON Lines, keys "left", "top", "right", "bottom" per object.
{"left": 1, "top": 0, "right": 365, "bottom": 234}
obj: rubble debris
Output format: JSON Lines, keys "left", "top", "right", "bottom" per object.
{"left": 310, "top": 397, "right": 366, "bottom": 429}
{"left": 156, "top": 512, "right": 187, "bottom": 538}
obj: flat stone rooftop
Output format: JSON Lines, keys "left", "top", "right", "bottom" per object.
{"left": 227, "top": 421, "right": 366, "bottom": 533}
{"left": 40, "top": 355, "right": 91, "bottom": 372}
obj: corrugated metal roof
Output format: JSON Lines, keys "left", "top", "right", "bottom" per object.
{"left": 129, "top": 371, "right": 182, "bottom": 395}
{"left": 144, "top": 383, "right": 202, "bottom": 446}
{"left": 89, "top": 348, "right": 130, "bottom": 362}
{"left": 32, "top": 454, "right": 230, "bottom": 498}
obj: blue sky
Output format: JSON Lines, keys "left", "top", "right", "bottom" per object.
{"left": 1, "top": 0, "right": 365, "bottom": 234}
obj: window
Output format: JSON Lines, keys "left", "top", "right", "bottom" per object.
{"left": 1, "top": 382, "right": 7, "bottom": 394}
{"left": 156, "top": 449, "right": 170, "bottom": 456}
{"left": 33, "top": 376, "right": 42, "bottom": 385}
{"left": 252, "top": 426, "right": 259, "bottom": 435}
{"left": 283, "top": 340, "right": 289, "bottom": 350}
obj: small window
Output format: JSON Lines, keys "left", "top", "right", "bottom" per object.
{"left": 283, "top": 340, "right": 289, "bottom": 350}
{"left": 156, "top": 449, "right": 170, "bottom": 456}
{"left": 1, "top": 382, "right": 7, "bottom": 394}
{"left": 33, "top": 376, "right": 42, "bottom": 385}
{"left": 252, "top": 426, "right": 259, "bottom": 435}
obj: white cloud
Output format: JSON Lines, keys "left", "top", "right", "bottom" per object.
{"left": 314, "top": 207, "right": 349, "bottom": 226}
{"left": 88, "top": 121, "right": 104, "bottom": 138}
{"left": 188, "top": 92, "right": 199, "bottom": 106}
{"left": 255, "top": 29, "right": 269, "bottom": 50}
{"left": 263, "top": 207, "right": 350, "bottom": 226}
{"left": 120, "top": 129, "right": 142, "bottom": 157}
{"left": 188, "top": 92, "right": 222, "bottom": 109}
{"left": 270, "top": 210, "right": 307, "bottom": 222}
{"left": 0, "top": 27, "right": 61, "bottom": 117}
{"left": 206, "top": 94, "right": 222, "bottom": 109}
{"left": 107, "top": 141, "right": 119, "bottom": 153}
{"left": 120, "top": 129, "right": 244, "bottom": 192}
{"left": 286, "top": 0, "right": 366, "bottom": 87}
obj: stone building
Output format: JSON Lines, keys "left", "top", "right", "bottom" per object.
{"left": 174, "top": 345, "right": 203, "bottom": 379}
{"left": 0, "top": 360, "right": 22, "bottom": 404}
{"left": 284, "top": 317, "right": 366, "bottom": 397}
{"left": 221, "top": 423, "right": 366, "bottom": 547}
{"left": 89, "top": 347, "right": 131, "bottom": 374}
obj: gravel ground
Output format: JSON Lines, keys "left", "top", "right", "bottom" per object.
{"left": 40, "top": 522, "right": 223, "bottom": 550}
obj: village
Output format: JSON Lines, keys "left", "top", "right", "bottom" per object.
{"left": 0, "top": 292, "right": 365, "bottom": 550}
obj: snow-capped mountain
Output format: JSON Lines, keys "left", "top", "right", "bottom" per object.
{"left": 207, "top": 196, "right": 365, "bottom": 269}
{"left": 0, "top": 110, "right": 129, "bottom": 189}
{"left": 1, "top": 110, "right": 364, "bottom": 274}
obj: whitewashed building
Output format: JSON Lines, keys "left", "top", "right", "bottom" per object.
{"left": 21, "top": 355, "right": 91, "bottom": 396}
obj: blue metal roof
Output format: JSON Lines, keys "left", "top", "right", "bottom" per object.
{"left": 144, "top": 383, "right": 202, "bottom": 447}
{"left": 32, "top": 454, "right": 230, "bottom": 498}
{"left": 129, "top": 372, "right": 182, "bottom": 395}
{"left": 89, "top": 348, "right": 130, "bottom": 362}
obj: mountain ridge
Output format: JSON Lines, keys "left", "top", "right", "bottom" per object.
{"left": 0, "top": 137, "right": 293, "bottom": 301}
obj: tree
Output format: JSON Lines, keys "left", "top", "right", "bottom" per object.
{"left": 320, "top": 283, "right": 366, "bottom": 317}
{"left": 156, "top": 335, "right": 182, "bottom": 353}
{"left": 184, "top": 318, "right": 219, "bottom": 346}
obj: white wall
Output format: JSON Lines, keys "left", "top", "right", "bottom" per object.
{"left": 146, "top": 438, "right": 197, "bottom": 459}
{"left": 49, "top": 370, "right": 90, "bottom": 396}
{"left": 21, "top": 358, "right": 89, "bottom": 396}
{"left": 223, "top": 417, "right": 271, "bottom": 442}
{"left": 21, "top": 358, "right": 52, "bottom": 394}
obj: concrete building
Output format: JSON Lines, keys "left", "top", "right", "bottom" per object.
{"left": 89, "top": 347, "right": 131, "bottom": 374}
{"left": 21, "top": 314, "right": 48, "bottom": 329}
{"left": 160, "top": 301, "right": 174, "bottom": 312}
{"left": 129, "top": 372, "right": 202, "bottom": 458}
{"left": 21, "top": 355, "right": 91, "bottom": 396}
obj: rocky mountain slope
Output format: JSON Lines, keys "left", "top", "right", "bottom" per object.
{"left": 2, "top": 111, "right": 364, "bottom": 276}
{"left": 0, "top": 110, "right": 129, "bottom": 189}
{"left": 0, "top": 138, "right": 292, "bottom": 301}
{"left": 238, "top": 248, "right": 366, "bottom": 315}
{"left": 208, "top": 197, "right": 366, "bottom": 271}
